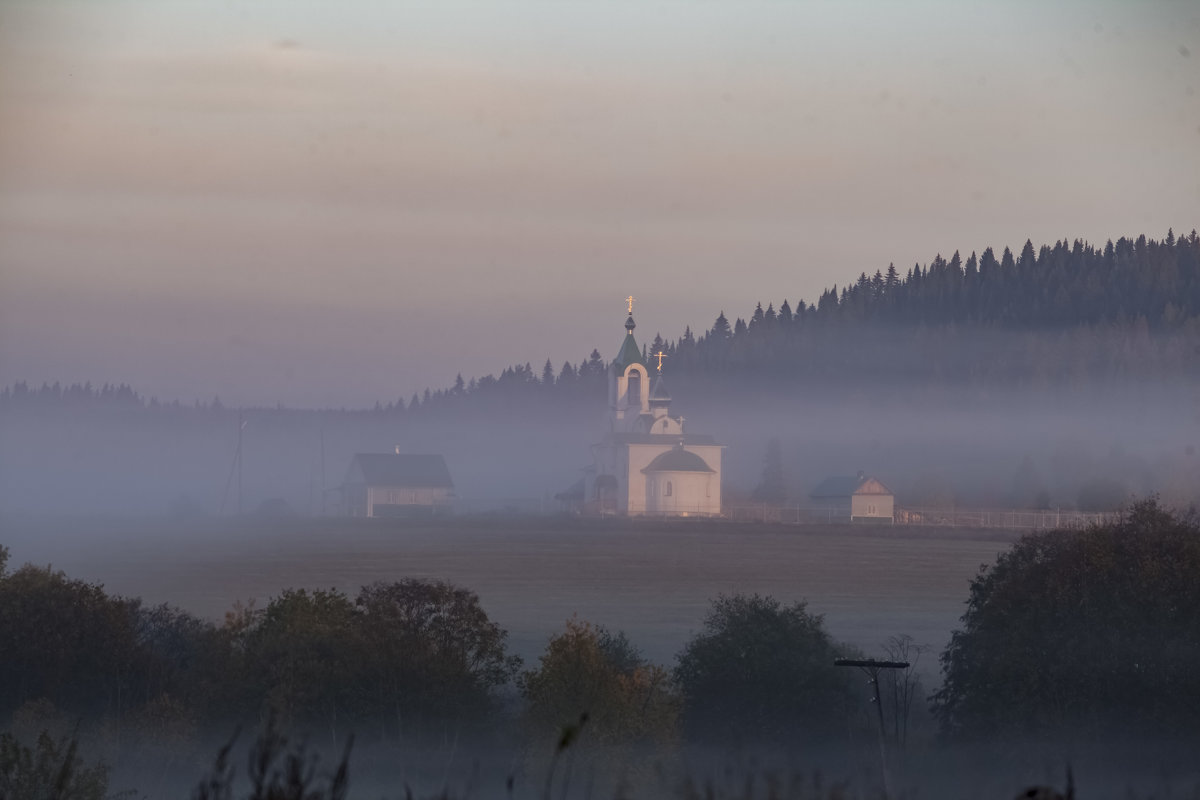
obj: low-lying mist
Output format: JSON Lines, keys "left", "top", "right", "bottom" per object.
{"left": 1, "top": 378, "right": 1195, "bottom": 516}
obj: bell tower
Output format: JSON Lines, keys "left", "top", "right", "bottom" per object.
{"left": 610, "top": 296, "right": 650, "bottom": 425}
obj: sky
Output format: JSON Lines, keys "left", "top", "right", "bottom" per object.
{"left": 1, "top": 0, "right": 1197, "bottom": 408}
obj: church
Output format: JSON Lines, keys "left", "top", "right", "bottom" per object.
{"left": 581, "top": 300, "right": 723, "bottom": 516}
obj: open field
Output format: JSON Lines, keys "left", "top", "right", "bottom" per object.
{"left": 1, "top": 515, "right": 1017, "bottom": 670}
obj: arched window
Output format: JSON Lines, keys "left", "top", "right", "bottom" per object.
{"left": 666, "top": 481, "right": 673, "bottom": 497}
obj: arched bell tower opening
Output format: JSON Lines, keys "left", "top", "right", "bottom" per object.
{"left": 626, "top": 369, "right": 642, "bottom": 413}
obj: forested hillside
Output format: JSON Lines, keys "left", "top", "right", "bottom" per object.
{"left": 409, "top": 229, "right": 1200, "bottom": 405}
{"left": 3, "top": 230, "right": 1195, "bottom": 416}
{"left": 420, "top": 228, "right": 1200, "bottom": 406}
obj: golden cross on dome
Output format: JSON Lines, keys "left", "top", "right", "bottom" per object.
{"left": 625, "top": 295, "right": 635, "bottom": 314}
{"left": 655, "top": 350, "right": 667, "bottom": 372}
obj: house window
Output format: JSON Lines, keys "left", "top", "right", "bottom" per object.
{"left": 666, "top": 481, "right": 673, "bottom": 497}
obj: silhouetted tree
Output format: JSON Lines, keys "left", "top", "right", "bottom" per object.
{"left": 674, "top": 594, "right": 853, "bottom": 743}
{"left": 752, "top": 438, "right": 787, "bottom": 503}
{"left": 355, "top": 579, "right": 521, "bottom": 732}
{"left": 933, "top": 498, "right": 1200, "bottom": 737}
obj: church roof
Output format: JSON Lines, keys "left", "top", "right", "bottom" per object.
{"left": 609, "top": 432, "right": 717, "bottom": 445}
{"left": 650, "top": 375, "right": 672, "bottom": 403}
{"left": 642, "top": 448, "right": 715, "bottom": 474}
{"left": 810, "top": 474, "right": 892, "bottom": 498}
{"left": 347, "top": 454, "right": 454, "bottom": 488}
{"left": 613, "top": 331, "right": 646, "bottom": 370}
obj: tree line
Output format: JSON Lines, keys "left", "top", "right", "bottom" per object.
{"left": 4, "top": 230, "right": 1196, "bottom": 419}
{"left": 0, "top": 560, "right": 857, "bottom": 752}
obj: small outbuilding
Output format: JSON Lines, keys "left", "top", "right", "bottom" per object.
{"left": 342, "top": 450, "right": 454, "bottom": 518}
{"left": 809, "top": 471, "right": 894, "bottom": 522}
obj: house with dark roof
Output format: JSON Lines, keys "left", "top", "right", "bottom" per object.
{"left": 342, "top": 449, "right": 454, "bottom": 517}
{"left": 809, "top": 471, "right": 894, "bottom": 522}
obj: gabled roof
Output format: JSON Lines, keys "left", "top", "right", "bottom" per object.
{"left": 642, "top": 448, "right": 715, "bottom": 474}
{"left": 347, "top": 454, "right": 453, "bottom": 488}
{"left": 810, "top": 475, "right": 892, "bottom": 498}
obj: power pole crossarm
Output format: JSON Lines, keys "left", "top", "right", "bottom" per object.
{"left": 835, "top": 658, "right": 910, "bottom": 800}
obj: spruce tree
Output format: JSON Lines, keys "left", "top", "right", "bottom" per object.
{"left": 711, "top": 312, "right": 731, "bottom": 339}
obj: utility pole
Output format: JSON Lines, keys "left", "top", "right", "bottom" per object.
{"left": 835, "top": 658, "right": 909, "bottom": 800}
{"left": 319, "top": 415, "right": 326, "bottom": 516}
{"left": 237, "top": 410, "right": 246, "bottom": 515}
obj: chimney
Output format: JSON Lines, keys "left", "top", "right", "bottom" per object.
{"left": 395, "top": 445, "right": 401, "bottom": 455}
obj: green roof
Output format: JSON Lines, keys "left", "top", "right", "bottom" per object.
{"left": 650, "top": 375, "right": 672, "bottom": 403}
{"left": 613, "top": 332, "right": 646, "bottom": 370}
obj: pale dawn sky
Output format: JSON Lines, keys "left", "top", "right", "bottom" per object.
{"left": 1, "top": 1, "right": 1197, "bottom": 406}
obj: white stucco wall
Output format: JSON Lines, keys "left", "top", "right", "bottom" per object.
{"left": 850, "top": 494, "right": 894, "bottom": 520}
{"left": 645, "top": 470, "right": 720, "bottom": 516}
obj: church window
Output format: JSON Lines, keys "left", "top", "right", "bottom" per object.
{"left": 666, "top": 481, "right": 673, "bottom": 497}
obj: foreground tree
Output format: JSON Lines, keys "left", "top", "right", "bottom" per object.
{"left": 244, "top": 589, "right": 367, "bottom": 737}
{"left": 354, "top": 579, "right": 521, "bottom": 733}
{"left": 673, "top": 594, "right": 854, "bottom": 743}
{"left": 933, "top": 498, "right": 1200, "bottom": 737}
{"left": 0, "top": 566, "right": 141, "bottom": 720}
{"left": 520, "top": 618, "right": 678, "bottom": 747}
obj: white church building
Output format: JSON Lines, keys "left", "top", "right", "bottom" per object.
{"left": 581, "top": 301, "right": 723, "bottom": 516}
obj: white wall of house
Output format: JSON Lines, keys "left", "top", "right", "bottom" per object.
{"left": 851, "top": 493, "right": 894, "bottom": 521}
{"left": 366, "top": 485, "right": 453, "bottom": 516}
